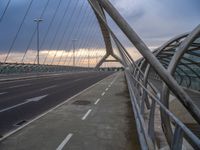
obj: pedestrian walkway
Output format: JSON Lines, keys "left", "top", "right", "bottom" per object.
{"left": 0, "top": 72, "right": 140, "bottom": 150}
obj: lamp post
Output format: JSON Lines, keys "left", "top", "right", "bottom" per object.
{"left": 72, "top": 39, "right": 77, "bottom": 67}
{"left": 88, "top": 49, "right": 90, "bottom": 68}
{"left": 96, "top": 52, "right": 98, "bottom": 64}
{"left": 34, "top": 18, "right": 43, "bottom": 65}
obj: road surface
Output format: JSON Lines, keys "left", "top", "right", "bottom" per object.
{"left": 0, "top": 71, "right": 113, "bottom": 137}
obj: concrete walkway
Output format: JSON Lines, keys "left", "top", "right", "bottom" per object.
{"left": 0, "top": 72, "right": 140, "bottom": 150}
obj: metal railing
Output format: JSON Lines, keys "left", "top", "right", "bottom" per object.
{"left": 89, "top": 0, "right": 200, "bottom": 149}
{"left": 0, "top": 62, "right": 94, "bottom": 74}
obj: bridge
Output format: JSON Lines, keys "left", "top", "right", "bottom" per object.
{"left": 0, "top": 0, "right": 199, "bottom": 149}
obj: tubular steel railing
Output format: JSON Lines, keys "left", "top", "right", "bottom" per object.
{"left": 88, "top": 0, "right": 200, "bottom": 149}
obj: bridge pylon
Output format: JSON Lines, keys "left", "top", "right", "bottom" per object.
{"left": 88, "top": 0, "right": 123, "bottom": 68}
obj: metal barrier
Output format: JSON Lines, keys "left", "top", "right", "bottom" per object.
{"left": 0, "top": 63, "right": 94, "bottom": 74}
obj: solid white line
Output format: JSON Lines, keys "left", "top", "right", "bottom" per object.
{"left": 40, "top": 85, "right": 57, "bottom": 91}
{"left": 0, "top": 101, "right": 29, "bottom": 113}
{"left": 0, "top": 73, "right": 71, "bottom": 83}
{"left": 105, "top": 88, "right": 109, "bottom": 91}
{"left": 56, "top": 133, "right": 73, "bottom": 150}
{"left": 0, "top": 73, "right": 116, "bottom": 142}
{"left": 94, "top": 98, "right": 100, "bottom": 105}
{"left": 82, "top": 109, "right": 92, "bottom": 120}
{"left": 0, "top": 92, "right": 7, "bottom": 95}
{"left": 0, "top": 71, "right": 88, "bottom": 83}
{"left": 0, "top": 95, "right": 48, "bottom": 113}
{"left": 101, "top": 92, "right": 105, "bottom": 96}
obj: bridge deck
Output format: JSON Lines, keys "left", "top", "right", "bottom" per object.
{"left": 0, "top": 72, "right": 140, "bottom": 150}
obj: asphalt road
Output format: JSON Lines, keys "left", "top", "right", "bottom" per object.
{"left": 0, "top": 71, "right": 113, "bottom": 137}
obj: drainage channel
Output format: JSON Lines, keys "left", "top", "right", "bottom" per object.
{"left": 72, "top": 100, "right": 91, "bottom": 106}
{"left": 14, "top": 120, "right": 27, "bottom": 127}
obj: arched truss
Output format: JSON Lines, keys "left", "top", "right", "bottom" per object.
{"left": 88, "top": 0, "right": 200, "bottom": 148}
{"left": 137, "top": 27, "right": 200, "bottom": 91}
{"left": 88, "top": 0, "right": 123, "bottom": 68}
{"left": 135, "top": 26, "right": 200, "bottom": 145}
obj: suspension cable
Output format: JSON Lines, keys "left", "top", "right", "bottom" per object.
{"left": 0, "top": 0, "right": 11, "bottom": 22}
{"left": 51, "top": 0, "right": 88, "bottom": 65}
{"left": 21, "top": 0, "right": 51, "bottom": 63}
{"left": 4, "top": 0, "right": 34, "bottom": 63}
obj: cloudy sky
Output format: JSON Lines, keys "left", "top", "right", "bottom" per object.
{"left": 112, "top": 0, "right": 200, "bottom": 48}
{"left": 0, "top": 0, "right": 199, "bottom": 65}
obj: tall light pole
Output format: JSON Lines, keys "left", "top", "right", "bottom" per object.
{"left": 72, "top": 39, "right": 77, "bottom": 67}
{"left": 34, "top": 18, "right": 43, "bottom": 65}
{"left": 96, "top": 52, "right": 98, "bottom": 64}
{"left": 88, "top": 49, "right": 90, "bottom": 68}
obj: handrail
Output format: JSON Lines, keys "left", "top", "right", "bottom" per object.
{"left": 125, "top": 71, "right": 200, "bottom": 149}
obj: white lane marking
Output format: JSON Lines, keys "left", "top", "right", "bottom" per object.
{"left": 56, "top": 133, "right": 73, "bottom": 150}
{"left": 110, "top": 73, "right": 119, "bottom": 85}
{"left": 0, "top": 72, "right": 73, "bottom": 83}
{"left": 74, "top": 79, "right": 82, "bottom": 82}
{"left": 8, "top": 83, "right": 30, "bottom": 89}
{"left": 0, "top": 73, "right": 116, "bottom": 142}
{"left": 0, "top": 92, "right": 7, "bottom": 95}
{"left": 0, "top": 95, "right": 48, "bottom": 113}
{"left": 105, "top": 88, "right": 109, "bottom": 91}
{"left": 108, "top": 85, "right": 111, "bottom": 88}
{"left": 94, "top": 98, "right": 100, "bottom": 105}
{"left": 26, "top": 95, "right": 48, "bottom": 102}
{"left": 101, "top": 92, "right": 105, "bottom": 96}
{"left": 0, "top": 101, "right": 30, "bottom": 113}
{"left": 40, "top": 85, "right": 57, "bottom": 91}
{"left": 82, "top": 109, "right": 92, "bottom": 120}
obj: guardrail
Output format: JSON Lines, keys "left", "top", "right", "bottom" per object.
{"left": 0, "top": 63, "right": 94, "bottom": 74}
{"left": 125, "top": 70, "right": 200, "bottom": 149}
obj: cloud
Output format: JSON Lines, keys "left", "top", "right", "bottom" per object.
{"left": 0, "top": 0, "right": 199, "bottom": 65}
{"left": 110, "top": 0, "right": 200, "bottom": 48}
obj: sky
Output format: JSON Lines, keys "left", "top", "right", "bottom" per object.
{"left": 111, "top": 0, "right": 200, "bottom": 48}
{"left": 0, "top": 0, "right": 199, "bottom": 66}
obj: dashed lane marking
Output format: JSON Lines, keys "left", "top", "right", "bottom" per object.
{"left": 0, "top": 92, "right": 7, "bottom": 95}
{"left": 8, "top": 83, "right": 30, "bottom": 89}
{"left": 94, "top": 98, "right": 100, "bottom": 105}
{"left": 101, "top": 92, "right": 105, "bottom": 96}
{"left": 82, "top": 109, "right": 92, "bottom": 120}
{"left": 56, "top": 133, "right": 73, "bottom": 150}
{"left": 40, "top": 85, "right": 57, "bottom": 91}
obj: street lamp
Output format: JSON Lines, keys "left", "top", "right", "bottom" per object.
{"left": 72, "top": 39, "right": 77, "bottom": 67}
{"left": 34, "top": 18, "right": 43, "bottom": 65}
{"left": 88, "top": 49, "right": 90, "bottom": 68}
{"left": 96, "top": 52, "right": 98, "bottom": 64}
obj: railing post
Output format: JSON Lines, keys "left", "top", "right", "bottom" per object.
{"left": 171, "top": 125, "right": 183, "bottom": 150}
